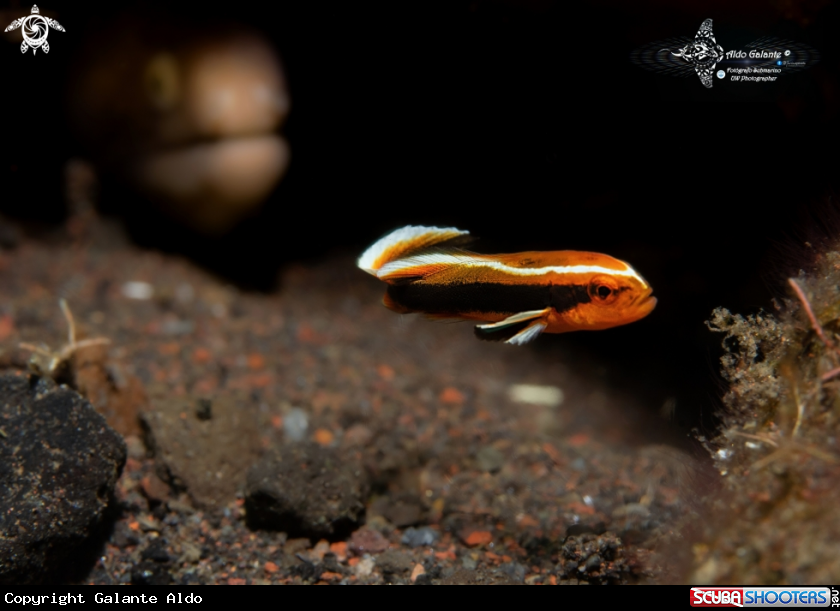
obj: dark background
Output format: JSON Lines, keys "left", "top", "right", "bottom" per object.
{"left": 2, "top": 0, "right": 839, "bottom": 436}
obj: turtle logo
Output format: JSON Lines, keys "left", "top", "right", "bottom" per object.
{"left": 4, "top": 5, "right": 65, "bottom": 55}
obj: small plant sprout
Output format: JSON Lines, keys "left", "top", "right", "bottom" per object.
{"left": 19, "top": 298, "right": 110, "bottom": 378}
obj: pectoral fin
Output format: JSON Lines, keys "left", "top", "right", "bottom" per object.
{"left": 474, "top": 309, "right": 550, "bottom": 345}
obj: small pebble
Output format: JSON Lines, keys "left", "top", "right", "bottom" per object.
{"left": 475, "top": 446, "right": 505, "bottom": 472}
{"left": 376, "top": 549, "right": 413, "bottom": 575}
{"left": 354, "top": 555, "right": 376, "bottom": 577}
{"left": 401, "top": 526, "right": 440, "bottom": 548}
{"left": 410, "top": 563, "right": 426, "bottom": 583}
{"left": 329, "top": 541, "right": 348, "bottom": 562}
{"left": 283, "top": 408, "right": 309, "bottom": 442}
{"left": 122, "top": 281, "right": 154, "bottom": 300}
{"left": 349, "top": 528, "right": 390, "bottom": 555}
{"left": 313, "top": 428, "right": 334, "bottom": 446}
{"left": 500, "top": 562, "right": 527, "bottom": 583}
{"left": 439, "top": 387, "right": 465, "bottom": 405}
{"left": 507, "top": 384, "right": 563, "bottom": 407}
{"left": 137, "top": 515, "right": 161, "bottom": 532}
{"left": 162, "top": 319, "right": 195, "bottom": 335}
{"left": 462, "top": 530, "right": 492, "bottom": 547}
{"left": 343, "top": 423, "right": 373, "bottom": 447}
{"left": 582, "top": 553, "right": 602, "bottom": 572}
{"left": 195, "top": 398, "right": 212, "bottom": 421}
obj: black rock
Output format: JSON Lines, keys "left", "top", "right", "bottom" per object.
{"left": 290, "top": 558, "right": 321, "bottom": 583}
{"left": 0, "top": 374, "right": 127, "bottom": 584}
{"left": 245, "top": 442, "right": 368, "bottom": 538}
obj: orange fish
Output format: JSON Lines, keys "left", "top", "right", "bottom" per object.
{"left": 358, "top": 226, "right": 656, "bottom": 345}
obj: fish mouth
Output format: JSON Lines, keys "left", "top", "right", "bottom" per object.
{"left": 627, "top": 285, "right": 657, "bottom": 317}
{"left": 636, "top": 291, "right": 658, "bottom": 316}
{"left": 130, "top": 133, "right": 290, "bottom": 233}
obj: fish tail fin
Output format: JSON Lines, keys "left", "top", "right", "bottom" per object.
{"left": 474, "top": 309, "right": 550, "bottom": 345}
{"left": 357, "top": 226, "right": 471, "bottom": 276}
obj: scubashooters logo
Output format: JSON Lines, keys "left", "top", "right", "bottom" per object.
{"left": 630, "top": 18, "right": 819, "bottom": 89}
{"left": 690, "top": 587, "right": 834, "bottom": 608}
{"left": 3, "top": 5, "right": 65, "bottom": 55}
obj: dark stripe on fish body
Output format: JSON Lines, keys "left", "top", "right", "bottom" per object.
{"left": 386, "top": 282, "right": 590, "bottom": 316}
{"left": 550, "top": 283, "right": 591, "bottom": 313}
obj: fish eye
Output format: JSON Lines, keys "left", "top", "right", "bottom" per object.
{"left": 144, "top": 52, "right": 180, "bottom": 110}
{"left": 588, "top": 276, "right": 618, "bottom": 305}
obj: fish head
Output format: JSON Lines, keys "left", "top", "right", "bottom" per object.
{"left": 556, "top": 256, "right": 656, "bottom": 331}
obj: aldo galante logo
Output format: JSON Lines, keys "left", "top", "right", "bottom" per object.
{"left": 631, "top": 18, "right": 819, "bottom": 89}
{"left": 4, "top": 5, "right": 65, "bottom": 55}
{"left": 670, "top": 19, "right": 725, "bottom": 88}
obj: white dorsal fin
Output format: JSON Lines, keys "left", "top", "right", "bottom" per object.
{"left": 375, "top": 251, "right": 472, "bottom": 281}
{"left": 357, "top": 226, "right": 470, "bottom": 275}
